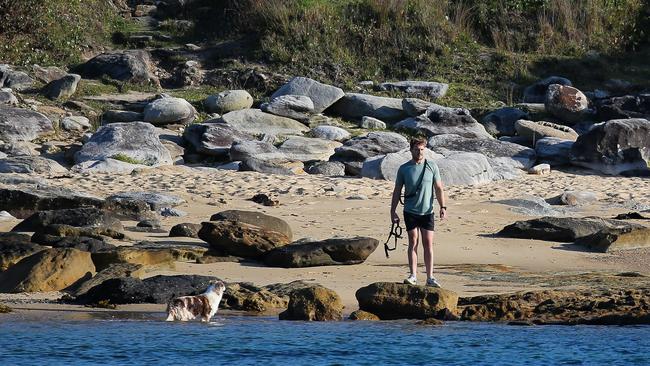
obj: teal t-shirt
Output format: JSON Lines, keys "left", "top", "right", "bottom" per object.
{"left": 395, "top": 159, "right": 442, "bottom": 215}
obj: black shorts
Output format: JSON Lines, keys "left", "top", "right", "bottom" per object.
{"left": 403, "top": 211, "right": 435, "bottom": 231}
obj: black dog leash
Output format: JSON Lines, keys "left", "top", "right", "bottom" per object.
{"left": 384, "top": 221, "right": 403, "bottom": 258}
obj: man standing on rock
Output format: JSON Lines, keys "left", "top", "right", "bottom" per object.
{"left": 390, "top": 136, "right": 446, "bottom": 287}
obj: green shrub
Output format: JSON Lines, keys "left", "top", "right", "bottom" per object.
{"left": 0, "top": 0, "right": 127, "bottom": 66}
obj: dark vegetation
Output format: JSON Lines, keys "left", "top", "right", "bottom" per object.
{"left": 0, "top": 0, "right": 648, "bottom": 107}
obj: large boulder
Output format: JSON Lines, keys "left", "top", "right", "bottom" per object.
{"left": 360, "top": 116, "right": 387, "bottom": 129}
{"left": 204, "top": 90, "right": 253, "bottom": 113}
{"left": 240, "top": 157, "right": 305, "bottom": 175}
{"left": 514, "top": 120, "right": 578, "bottom": 142}
{"left": 460, "top": 289, "right": 650, "bottom": 325}
{"left": 74, "top": 277, "right": 150, "bottom": 304}
{"left": 42, "top": 74, "right": 81, "bottom": 100}
{"left": 331, "top": 131, "right": 409, "bottom": 175}
{"left": 74, "top": 122, "right": 172, "bottom": 168}
{"left": 435, "top": 152, "right": 495, "bottom": 186}
{"left": 32, "top": 232, "right": 116, "bottom": 253}
{"left": 91, "top": 247, "right": 176, "bottom": 272}
{"left": 278, "top": 136, "right": 341, "bottom": 162}
{"left": 279, "top": 285, "right": 343, "bottom": 321}
{"left": 309, "top": 125, "right": 350, "bottom": 141}
{"left": 306, "top": 161, "right": 346, "bottom": 176}
{"left": 498, "top": 216, "right": 644, "bottom": 242}
{"left": 183, "top": 122, "right": 252, "bottom": 157}
{"left": 481, "top": 107, "right": 529, "bottom": 136}
{"left": 574, "top": 226, "right": 650, "bottom": 252}
{"left": 271, "top": 77, "right": 344, "bottom": 114}
{"left": 0, "top": 66, "right": 33, "bottom": 91}
{"left": 169, "top": 223, "right": 202, "bottom": 238}
{"left": 0, "top": 107, "right": 54, "bottom": 143}
{"left": 402, "top": 98, "right": 434, "bottom": 117}
{"left": 0, "top": 248, "right": 95, "bottom": 293}
{"left": 229, "top": 140, "right": 285, "bottom": 162}
{"left": 356, "top": 282, "right": 458, "bottom": 320}
{"left": 377, "top": 81, "right": 448, "bottom": 99}
{"left": 0, "top": 156, "right": 67, "bottom": 174}
{"left": 74, "top": 50, "right": 158, "bottom": 84}
{"left": 221, "top": 282, "right": 288, "bottom": 312}
{"left": 535, "top": 137, "right": 574, "bottom": 166}
{"left": 61, "top": 116, "right": 91, "bottom": 131}
{"left": 198, "top": 221, "right": 290, "bottom": 259}
{"left": 523, "top": 76, "right": 572, "bottom": 103}
{"left": 569, "top": 119, "right": 650, "bottom": 175}
{"left": 544, "top": 84, "right": 589, "bottom": 123}
{"left": 596, "top": 94, "right": 650, "bottom": 121}
{"left": 106, "top": 191, "right": 185, "bottom": 211}
{"left": 102, "top": 110, "right": 144, "bottom": 124}
{"left": 210, "top": 210, "right": 293, "bottom": 240}
{"left": 329, "top": 93, "right": 407, "bottom": 122}
{"left": 395, "top": 104, "right": 492, "bottom": 139}
{"left": 12, "top": 207, "right": 123, "bottom": 233}
{"left": 264, "top": 237, "right": 379, "bottom": 268}
{"left": 0, "top": 185, "right": 105, "bottom": 219}
{"left": 0, "top": 233, "right": 45, "bottom": 271}
{"left": 143, "top": 97, "right": 197, "bottom": 125}
{"left": 31, "top": 64, "right": 67, "bottom": 84}
{"left": 428, "top": 134, "right": 536, "bottom": 179}
{"left": 138, "top": 275, "right": 220, "bottom": 304}
{"left": 261, "top": 95, "right": 314, "bottom": 122}
{"left": 75, "top": 274, "right": 227, "bottom": 305}
{"left": 0, "top": 89, "right": 18, "bottom": 106}
{"left": 70, "top": 263, "right": 144, "bottom": 298}
{"left": 361, "top": 148, "right": 442, "bottom": 181}
{"left": 220, "top": 109, "right": 310, "bottom": 136}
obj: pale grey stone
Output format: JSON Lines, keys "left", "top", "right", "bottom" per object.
{"left": 143, "top": 97, "right": 197, "bottom": 125}
{"left": 204, "top": 90, "right": 253, "bottom": 113}
{"left": 309, "top": 125, "right": 350, "bottom": 141}
{"left": 271, "top": 77, "right": 344, "bottom": 113}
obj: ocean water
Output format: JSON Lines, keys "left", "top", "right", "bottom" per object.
{"left": 1, "top": 312, "right": 649, "bottom": 366}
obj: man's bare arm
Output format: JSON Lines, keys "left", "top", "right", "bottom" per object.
{"left": 434, "top": 180, "right": 446, "bottom": 220}
{"left": 390, "top": 181, "right": 403, "bottom": 223}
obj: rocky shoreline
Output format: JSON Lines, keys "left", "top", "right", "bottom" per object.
{"left": 1, "top": 1, "right": 649, "bottom": 327}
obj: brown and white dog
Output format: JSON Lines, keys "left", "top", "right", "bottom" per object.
{"left": 165, "top": 281, "right": 226, "bottom": 322}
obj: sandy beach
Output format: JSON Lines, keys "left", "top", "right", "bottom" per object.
{"left": 2, "top": 166, "right": 649, "bottom": 315}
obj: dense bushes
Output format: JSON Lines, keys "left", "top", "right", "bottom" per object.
{"left": 0, "top": 0, "right": 126, "bottom": 66}
{"left": 177, "top": 0, "right": 647, "bottom": 87}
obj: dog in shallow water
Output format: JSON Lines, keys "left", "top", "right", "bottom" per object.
{"left": 165, "top": 281, "right": 226, "bottom": 322}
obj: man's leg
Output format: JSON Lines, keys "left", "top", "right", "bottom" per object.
{"left": 420, "top": 228, "right": 434, "bottom": 279}
{"left": 407, "top": 228, "right": 420, "bottom": 277}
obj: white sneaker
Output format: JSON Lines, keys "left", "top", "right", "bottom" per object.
{"left": 403, "top": 274, "right": 417, "bottom": 285}
{"left": 426, "top": 277, "right": 441, "bottom": 288}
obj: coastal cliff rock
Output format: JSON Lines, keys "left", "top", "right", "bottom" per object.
{"left": 12, "top": 208, "right": 123, "bottom": 233}
{"left": 498, "top": 216, "right": 644, "bottom": 242}
{"left": 0, "top": 233, "right": 45, "bottom": 271}
{"left": 75, "top": 274, "right": 220, "bottom": 305}
{"left": 210, "top": 210, "right": 293, "bottom": 240}
{"left": 0, "top": 248, "right": 95, "bottom": 293}
{"left": 198, "top": 221, "right": 290, "bottom": 259}
{"left": 263, "top": 236, "right": 379, "bottom": 268}
{"left": 569, "top": 118, "right": 650, "bottom": 175}
{"left": 460, "top": 289, "right": 650, "bottom": 325}
{"left": 271, "top": 77, "right": 344, "bottom": 114}
{"left": 91, "top": 246, "right": 176, "bottom": 272}
{"left": 355, "top": 282, "right": 459, "bottom": 320}
{"left": 0, "top": 107, "right": 54, "bottom": 143}
{"left": 395, "top": 104, "right": 492, "bottom": 139}
{"left": 279, "top": 285, "right": 344, "bottom": 321}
